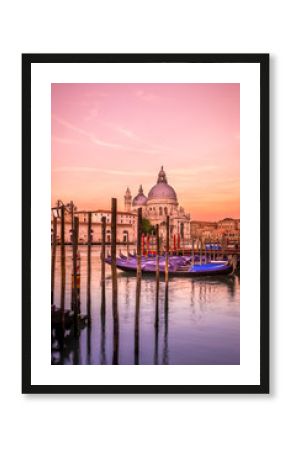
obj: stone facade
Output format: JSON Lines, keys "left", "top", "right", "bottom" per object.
{"left": 190, "top": 218, "right": 240, "bottom": 243}
{"left": 125, "top": 166, "right": 191, "bottom": 241}
{"left": 51, "top": 209, "right": 136, "bottom": 244}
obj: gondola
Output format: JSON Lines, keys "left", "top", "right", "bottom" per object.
{"left": 105, "top": 257, "right": 233, "bottom": 277}
{"left": 117, "top": 253, "right": 226, "bottom": 263}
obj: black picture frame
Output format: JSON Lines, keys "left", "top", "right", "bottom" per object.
{"left": 22, "top": 53, "right": 269, "bottom": 394}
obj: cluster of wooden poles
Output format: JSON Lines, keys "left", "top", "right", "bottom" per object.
{"left": 51, "top": 198, "right": 228, "bottom": 328}
{"left": 51, "top": 198, "right": 170, "bottom": 364}
{"left": 109, "top": 198, "right": 169, "bottom": 364}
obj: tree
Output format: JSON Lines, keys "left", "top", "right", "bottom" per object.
{"left": 141, "top": 218, "right": 154, "bottom": 235}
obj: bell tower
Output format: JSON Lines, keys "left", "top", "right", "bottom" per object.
{"left": 124, "top": 187, "right": 132, "bottom": 212}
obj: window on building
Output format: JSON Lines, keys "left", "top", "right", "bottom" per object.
{"left": 159, "top": 207, "right": 163, "bottom": 216}
{"left": 164, "top": 207, "right": 168, "bottom": 216}
{"left": 123, "top": 230, "right": 128, "bottom": 243}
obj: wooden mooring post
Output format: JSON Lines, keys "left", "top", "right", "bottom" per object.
{"left": 111, "top": 198, "right": 119, "bottom": 365}
{"left": 60, "top": 205, "right": 66, "bottom": 322}
{"left": 135, "top": 207, "right": 142, "bottom": 365}
{"left": 100, "top": 215, "right": 107, "bottom": 365}
{"left": 51, "top": 216, "right": 57, "bottom": 305}
{"left": 154, "top": 224, "right": 160, "bottom": 364}
{"left": 155, "top": 224, "right": 160, "bottom": 328}
{"left": 165, "top": 216, "right": 169, "bottom": 286}
{"left": 164, "top": 215, "right": 170, "bottom": 329}
{"left": 136, "top": 207, "right": 142, "bottom": 283}
{"left": 199, "top": 239, "right": 202, "bottom": 265}
{"left": 101, "top": 215, "right": 106, "bottom": 285}
{"left": 70, "top": 200, "right": 74, "bottom": 237}
{"left": 111, "top": 198, "right": 117, "bottom": 273}
{"left": 72, "top": 216, "right": 80, "bottom": 336}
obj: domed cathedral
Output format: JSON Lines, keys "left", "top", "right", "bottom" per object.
{"left": 124, "top": 166, "right": 191, "bottom": 242}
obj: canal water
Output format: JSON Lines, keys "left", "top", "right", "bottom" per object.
{"left": 52, "top": 246, "right": 240, "bottom": 365}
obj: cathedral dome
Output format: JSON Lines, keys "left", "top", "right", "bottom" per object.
{"left": 132, "top": 185, "right": 148, "bottom": 207}
{"left": 147, "top": 167, "right": 177, "bottom": 202}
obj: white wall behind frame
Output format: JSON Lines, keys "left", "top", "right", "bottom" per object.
{"left": 1, "top": 1, "right": 287, "bottom": 450}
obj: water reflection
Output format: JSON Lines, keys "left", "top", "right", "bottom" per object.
{"left": 100, "top": 280, "right": 106, "bottom": 365}
{"left": 163, "top": 285, "right": 169, "bottom": 365}
{"left": 51, "top": 246, "right": 240, "bottom": 365}
{"left": 111, "top": 269, "right": 119, "bottom": 365}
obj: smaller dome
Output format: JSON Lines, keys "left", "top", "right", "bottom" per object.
{"left": 132, "top": 185, "right": 147, "bottom": 207}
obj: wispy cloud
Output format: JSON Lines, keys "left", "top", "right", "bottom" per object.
{"left": 135, "top": 89, "right": 160, "bottom": 102}
{"left": 52, "top": 115, "right": 161, "bottom": 154}
{"left": 170, "top": 166, "right": 222, "bottom": 176}
{"left": 53, "top": 166, "right": 154, "bottom": 177}
{"left": 52, "top": 116, "right": 123, "bottom": 149}
{"left": 116, "top": 126, "right": 136, "bottom": 139}
{"left": 100, "top": 121, "right": 170, "bottom": 154}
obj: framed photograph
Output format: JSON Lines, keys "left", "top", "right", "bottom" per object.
{"left": 22, "top": 53, "right": 269, "bottom": 394}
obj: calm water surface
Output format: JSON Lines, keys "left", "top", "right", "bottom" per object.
{"left": 52, "top": 246, "right": 240, "bottom": 365}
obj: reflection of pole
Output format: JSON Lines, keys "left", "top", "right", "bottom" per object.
{"left": 87, "top": 323, "right": 91, "bottom": 365}
{"left": 51, "top": 216, "right": 57, "bottom": 305}
{"left": 100, "top": 215, "right": 106, "bottom": 364}
{"left": 134, "top": 289, "right": 140, "bottom": 365}
{"left": 87, "top": 212, "right": 92, "bottom": 324}
{"left": 154, "top": 324, "right": 159, "bottom": 365}
{"left": 163, "top": 284, "right": 169, "bottom": 365}
{"left": 87, "top": 213, "right": 92, "bottom": 362}
{"left": 100, "top": 279, "right": 106, "bottom": 364}
{"left": 111, "top": 198, "right": 119, "bottom": 365}
{"left": 135, "top": 208, "right": 142, "bottom": 365}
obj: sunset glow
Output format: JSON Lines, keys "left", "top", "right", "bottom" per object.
{"left": 51, "top": 83, "right": 240, "bottom": 221}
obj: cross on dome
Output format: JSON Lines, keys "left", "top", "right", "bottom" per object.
{"left": 157, "top": 166, "right": 168, "bottom": 184}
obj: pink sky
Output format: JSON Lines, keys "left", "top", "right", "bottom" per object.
{"left": 51, "top": 83, "right": 239, "bottom": 221}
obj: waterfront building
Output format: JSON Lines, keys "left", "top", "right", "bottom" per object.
{"left": 51, "top": 208, "right": 136, "bottom": 244}
{"left": 190, "top": 217, "right": 240, "bottom": 244}
{"left": 126, "top": 166, "right": 191, "bottom": 241}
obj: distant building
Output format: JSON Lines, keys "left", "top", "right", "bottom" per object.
{"left": 125, "top": 166, "right": 191, "bottom": 241}
{"left": 190, "top": 217, "right": 240, "bottom": 244}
